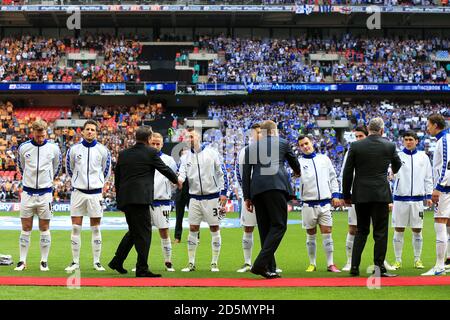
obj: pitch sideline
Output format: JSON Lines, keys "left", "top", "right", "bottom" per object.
{"left": 0, "top": 276, "right": 448, "bottom": 287}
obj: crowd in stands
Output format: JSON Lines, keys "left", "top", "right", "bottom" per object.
{"left": 0, "top": 35, "right": 141, "bottom": 83}
{"left": 206, "top": 100, "right": 448, "bottom": 198}
{"left": 0, "top": 34, "right": 449, "bottom": 84}
{"left": 1, "top": 99, "right": 449, "bottom": 206}
{"left": 0, "top": 101, "right": 165, "bottom": 205}
{"left": 198, "top": 34, "right": 450, "bottom": 83}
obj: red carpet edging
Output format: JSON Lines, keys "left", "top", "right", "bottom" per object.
{"left": 0, "top": 276, "right": 449, "bottom": 287}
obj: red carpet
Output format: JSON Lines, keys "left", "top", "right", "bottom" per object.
{"left": 0, "top": 276, "right": 449, "bottom": 287}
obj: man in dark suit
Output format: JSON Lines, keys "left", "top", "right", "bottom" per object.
{"left": 109, "top": 126, "right": 181, "bottom": 277}
{"left": 343, "top": 117, "right": 402, "bottom": 277}
{"left": 243, "top": 120, "right": 301, "bottom": 279}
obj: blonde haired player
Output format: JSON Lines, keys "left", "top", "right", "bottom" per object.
{"left": 15, "top": 120, "right": 62, "bottom": 271}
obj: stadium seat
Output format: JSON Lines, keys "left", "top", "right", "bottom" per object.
{"left": 14, "top": 107, "right": 71, "bottom": 122}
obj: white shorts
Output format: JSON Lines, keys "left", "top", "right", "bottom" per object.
{"left": 70, "top": 189, "right": 104, "bottom": 218}
{"left": 240, "top": 200, "right": 257, "bottom": 227}
{"left": 435, "top": 193, "right": 450, "bottom": 219}
{"left": 188, "top": 198, "right": 221, "bottom": 226}
{"left": 301, "top": 203, "right": 333, "bottom": 229}
{"left": 151, "top": 205, "right": 171, "bottom": 229}
{"left": 348, "top": 205, "right": 357, "bottom": 226}
{"left": 392, "top": 201, "right": 424, "bottom": 228}
{"left": 20, "top": 192, "right": 53, "bottom": 220}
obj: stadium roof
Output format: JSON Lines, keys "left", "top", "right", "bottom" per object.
{"left": 1, "top": 5, "right": 450, "bottom": 27}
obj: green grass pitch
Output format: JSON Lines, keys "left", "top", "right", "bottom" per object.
{"left": 0, "top": 210, "right": 448, "bottom": 300}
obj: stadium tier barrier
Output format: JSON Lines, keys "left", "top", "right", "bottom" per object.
{"left": 1, "top": 82, "right": 450, "bottom": 94}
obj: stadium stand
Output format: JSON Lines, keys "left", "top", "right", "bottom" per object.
{"left": 0, "top": 2, "right": 449, "bottom": 211}
{"left": 197, "top": 35, "right": 449, "bottom": 83}
{"left": 2, "top": 98, "right": 447, "bottom": 208}
{"left": 0, "top": 35, "right": 141, "bottom": 82}
{"left": 0, "top": 34, "right": 449, "bottom": 83}
{"left": 0, "top": 100, "right": 169, "bottom": 206}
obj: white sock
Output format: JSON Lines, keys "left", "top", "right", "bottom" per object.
{"left": 187, "top": 231, "right": 199, "bottom": 265}
{"left": 161, "top": 237, "right": 172, "bottom": 263}
{"left": 447, "top": 226, "right": 450, "bottom": 260}
{"left": 242, "top": 232, "right": 253, "bottom": 266}
{"left": 435, "top": 223, "right": 447, "bottom": 269}
{"left": 91, "top": 225, "right": 102, "bottom": 264}
{"left": 345, "top": 233, "right": 355, "bottom": 264}
{"left": 306, "top": 234, "right": 317, "bottom": 265}
{"left": 412, "top": 231, "right": 423, "bottom": 261}
{"left": 40, "top": 230, "right": 51, "bottom": 262}
{"left": 393, "top": 231, "right": 404, "bottom": 262}
{"left": 19, "top": 230, "right": 31, "bottom": 263}
{"left": 322, "top": 233, "right": 334, "bottom": 266}
{"left": 211, "top": 230, "right": 221, "bottom": 265}
{"left": 71, "top": 225, "right": 82, "bottom": 264}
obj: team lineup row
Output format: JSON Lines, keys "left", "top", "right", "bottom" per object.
{"left": 10, "top": 114, "right": 450, "bottom": 277}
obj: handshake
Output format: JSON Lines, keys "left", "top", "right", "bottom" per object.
{"left": 173, "top": 177, "right": 184, "bottom": 190}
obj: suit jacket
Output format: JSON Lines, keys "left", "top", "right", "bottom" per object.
{"left": 243, "top": 136, "right": 300, "bottom": 200}
{"left": 342, "top": 135, "right": 402, "bottom": 203}
{"left": 115, "top": 143, "right": 178, "bottom": 211}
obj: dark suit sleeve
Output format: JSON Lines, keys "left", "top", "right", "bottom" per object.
{"left": 390, "top": 144, "right": 402, "bottom": 174}
{"left": 284, "top": 141, "right": 300, "bottom": 175}
{"left": 152, "top": 151, "right": 178, "bottom": 184}
{"left": 342, "top": 143, "right": 356, "bottom": 199}
{"left": 114, "top": 153, "right": 121, "bottom": 195}
{"left": 242, "top": 147, "right": 252, "bottom": 200}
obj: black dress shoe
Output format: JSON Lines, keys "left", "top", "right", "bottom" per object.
{"left": 136, "top": 270, "right": 162, "bottom": 278}
{"left": 349, "top": 267, "right": 360, "bottom": 277}
{"left": 380, "top": 272, "right": 398, "bottom": 277}
{"left": 250, "top": 266, "right": 266, "bottom": 276}
{"left": 251, "top": 267, "right": 280, "bottom": 279}
{"left": 268, "top": 272, "right": 281, "bottom": 279}
{"left": 108, "top": 260, "right": 127, "bottom": 274}
{"left": 265, "top": 269, "right": 282, "bottom": 279}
